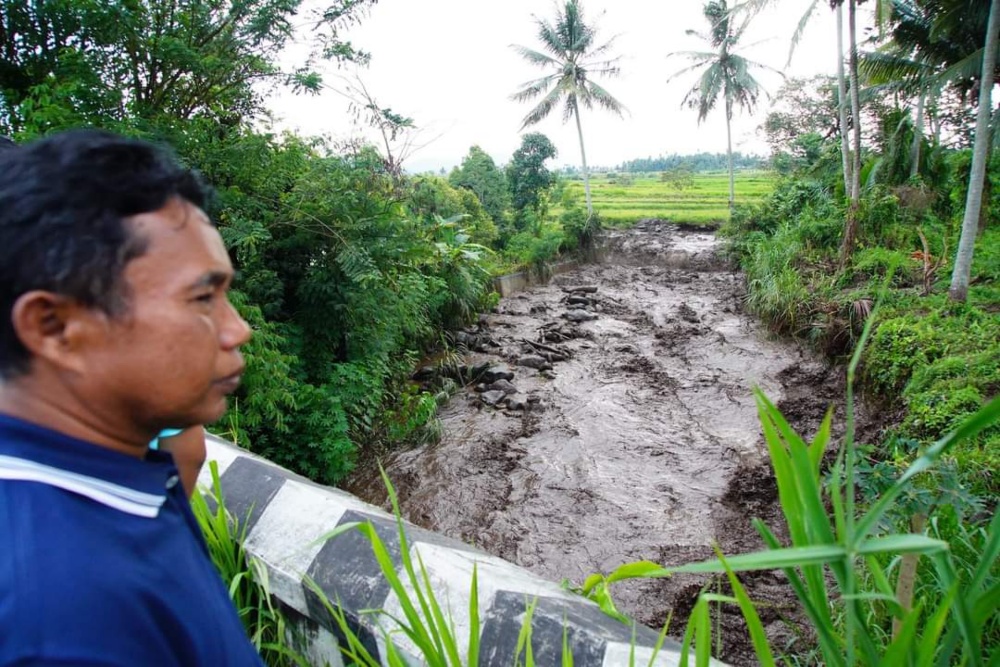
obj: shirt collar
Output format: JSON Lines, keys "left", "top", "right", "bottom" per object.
{"left": 0, "top": 413, "right": 176, "bottom": 518}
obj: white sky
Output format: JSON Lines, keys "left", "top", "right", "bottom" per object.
{"left": 268, "top": 0, "right": 846, "bottom": 172}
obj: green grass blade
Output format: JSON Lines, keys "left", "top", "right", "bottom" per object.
{"left": 695, "top": 596, "right": 711, "bottom": 667}
{"left": 969, "top": 511, "right": 1000, "bottom": 594}
{"left": 755, "top": 389, "right": 836, "bottom": 545}
{"left": 882, "top": 601, "right": 924, "bottom": 665}
{"left": 514, "top": 597, "right": 537, "bottom": 667}
{"left": 917, "top": 586, "right": 958, "bottom": 667}
{"left": 668, "top": 544, "right": 846, "bottom": 573}
{"left": 754, "top": 391, "right": 808, "bottom": 545}
{"left": 646, "top": 612, "right": 673, "bottom": 667}
{"left": 379, "top": 466, "right": 448, "bottom": 661}
{"left": 714, "top": 547, "right": 775, "bottom": 667}
{"left": 416, "top": 549, "right": 462, "bottom": 666}
{"left": 971, "top": 581, "right": 1000, "bottom": 626}
{"left": 754, "top": 522, "right": 844, "bottom": 667}
{"left": 607, "top": 560, "right": 666, "bottom": 583}
{"left": 931, "top": 552, "right": 983, "bottom": 667}
{"left": 863, "top": 555, "right": 896, "bottom": 599}
{"left": 856, "top": 534, "right": 950, "bottom": 556}
{"left": 809, "top": 408, "right": 833, "bottom": 473}
{"left": 467, "top": 563, "right": 480, "bottom": 667}
{"left": 562, "top": 618, "right": 574, "bottom": 667}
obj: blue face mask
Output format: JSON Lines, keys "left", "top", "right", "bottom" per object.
{"left": 148, "top": 429, "right": 184, "bottom": 451}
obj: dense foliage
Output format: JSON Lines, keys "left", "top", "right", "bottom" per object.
{"left": 617, "top": 152, "right": 765, "bottom": 173}
{"left": 0, "top": 0, "right": 583, "bottom": 484}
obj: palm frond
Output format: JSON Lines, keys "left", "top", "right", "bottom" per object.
{"left": 933, "top": 47, "right": 988, "bottom": 91}
{"left": 667, "top": 57, "right": 717, "bottom": 85}
{"left": 520, "top": 82, "right": 565, "bottom": 129}
{"left": 583, "top": 80, "right": 627, "bottom": 116}
{"left": 537, "top": 23, "right": 569, "bottom": 60}
{"left": 787, "top": 0, "right": 821, "bottom": 66}
{"left": 859, "top": 50, "right": 930, "bottom": 87}
{"left": 511, "top": 44, "right": 562, "bottom": 69}
{"left": 511, "top": 74, "right": 560, "bottom": 104}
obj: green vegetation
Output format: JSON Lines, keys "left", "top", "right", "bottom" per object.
{"left": 560, "top": 171, "right": 773, "bottom": 227}
{"left": 722, "top": 172, "right": 1000, "bottom": 499}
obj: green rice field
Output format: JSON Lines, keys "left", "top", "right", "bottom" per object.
{"left": 562, "top": 170, "right": 775, "bottom": 227}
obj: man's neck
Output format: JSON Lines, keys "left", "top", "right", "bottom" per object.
{"left": 0, "top": 378, "right": 149, "bottom": 458}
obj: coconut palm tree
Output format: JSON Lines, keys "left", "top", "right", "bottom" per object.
{"left": 950, "top": 0, "right": 999, "bottom": 301}
{"left": 510, "top": 0, "right": 625, "bottom": 216}
{"left": 668, "top": 0, "right": 779, "bottom": 208}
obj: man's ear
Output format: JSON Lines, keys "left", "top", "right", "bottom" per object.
{"left": 10, "top": 291, "right": 98, "bottom": 374}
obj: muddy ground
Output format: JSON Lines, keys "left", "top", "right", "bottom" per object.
{"left": 346, "top": 220, "right": 876, "bottom": 665}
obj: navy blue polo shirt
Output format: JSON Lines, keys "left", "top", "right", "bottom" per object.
{"left": 0, "top": 414, "right": 265, "bottom": 666}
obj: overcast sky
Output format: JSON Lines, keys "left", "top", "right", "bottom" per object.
{"left": 268, "top": 0, "right": 846, "bottom": 172}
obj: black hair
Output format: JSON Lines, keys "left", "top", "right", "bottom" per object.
{"left": 0, "top": 129, "right": 209, "bottom": 378}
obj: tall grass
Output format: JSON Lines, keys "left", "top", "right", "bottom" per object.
{"left": 191, "top": 462, "right": 311, "bottom": 667}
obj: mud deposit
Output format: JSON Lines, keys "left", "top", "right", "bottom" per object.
{"left": 347, "top": 220, "right": 862, "bottom": 665}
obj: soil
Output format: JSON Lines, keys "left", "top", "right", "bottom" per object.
{"left": 344, "top": 220, "right": 879, "bottom": 666}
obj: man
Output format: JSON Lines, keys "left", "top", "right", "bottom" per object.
{"left": 0, "top": 130, "right": 263, "bottom": 665}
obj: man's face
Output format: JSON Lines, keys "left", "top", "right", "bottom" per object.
{"left": 77, "top": 197, "right": 251, "bottom": 434}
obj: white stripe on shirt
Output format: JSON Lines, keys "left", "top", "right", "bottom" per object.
{"left": 0, "top": 455, "right": 166, "bottom": 518}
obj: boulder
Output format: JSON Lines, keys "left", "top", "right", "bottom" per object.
{"left": 487, "top": 379, "right": 518, "bottom": 395}
{"left": 563, "top": 309, "right": 598, "bottom": 323}
{"left": 506, "top": 397, "right": 528, "bottom": 411}
{"left": 480, "top": 364, "right": 515, "bottom": 383}
{"left": 480, "top": 390, "right": 506, "bottom": 407}
{"left": 517, "top": 355, "right": 552, "bottom": 371}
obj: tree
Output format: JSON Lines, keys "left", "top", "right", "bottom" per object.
{"left": 0, "top": 0, "right": 375, "bottom": 136}
{"left": 668, "top": 0, "right": 778, "bottom": 208}
{"left": 763, "top": 76, "right": 840, "bottom": 159}
{"left": 510, "top": 0, "right": 625, "bottom": 216}
{"left": 506, "top": 132, "right": 558, "bottom": 230}
{"left": 448, "top": 146, "right": 510, "bottom": 227}
{"left": 949, "top": 0, "right": 999, "bottom": 302}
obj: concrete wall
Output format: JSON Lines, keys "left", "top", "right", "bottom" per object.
{"left": 198, "top": 434, "right": 693, "bottom": 666}
{"left": 492, "top": 259, "right": 580, "bottom": 298}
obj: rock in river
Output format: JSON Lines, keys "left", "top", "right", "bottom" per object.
{"left": 562, "top": 309, "right": 598, "bottom": 323}
{"left": 517, "top": 355, "right": 553, "bottom": 371}
{"left": 480, "top": 390, "right": 506, "bottom": 407}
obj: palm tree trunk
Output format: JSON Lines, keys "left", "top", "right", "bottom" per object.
{"left": 836, "top": 2, "right": 853, "bottom": 197}
{"left": 848, "top": 0, "right": 862, "bottom": 203}
{"left": 840, "top": 0, "right": 863, "bottom": 263}
{"left": 950, "top": 0, "right": 999, "bottom": 301}
{"left": 573, "top": 102, "right": 594, "bottom": 216}
{"left": 910, "top": 89, "right": 925, "bottom": 180}
{"left": 726, "top": 98, "right": 735, "bottom": 209}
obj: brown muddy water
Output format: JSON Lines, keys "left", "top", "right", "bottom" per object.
{"left": 347, "top": 220, "right": 864, "bottom": 665}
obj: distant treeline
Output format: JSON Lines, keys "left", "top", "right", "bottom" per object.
{"left": 616, "top": 152, "right": 766, "bottom": 173}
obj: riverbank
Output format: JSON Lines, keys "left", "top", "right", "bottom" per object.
{"left": 345, "top": 220, "right": 882, "bottom": 665}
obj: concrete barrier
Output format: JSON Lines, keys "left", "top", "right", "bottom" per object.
{"left": 198, "top": 434, "right": 693, "bottom": 666}
{"left": 492, "top": 259, "right": 580, "bottom": 297}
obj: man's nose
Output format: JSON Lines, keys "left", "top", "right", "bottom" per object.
{"left": 220, "top": 298, "right": 252, "bottom": 349}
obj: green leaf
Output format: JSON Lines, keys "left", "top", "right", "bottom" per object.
{"left": 714, "top": 547, "right": 776, "bottom": 667}
{"left": 856, "top": 534, "right": 950, "bottom": 556}
{"left": 668, "top": 544, "right": 846, "bottom": 574}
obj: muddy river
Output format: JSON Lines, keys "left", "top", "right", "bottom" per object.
{"left": 347, "top": 220, "right": 855, "bottom": 664}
